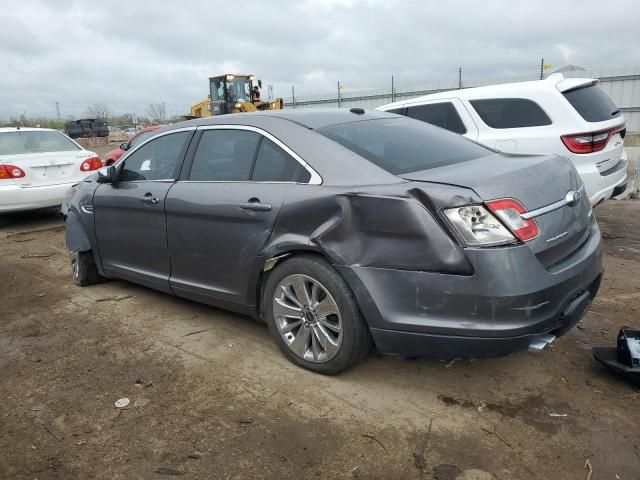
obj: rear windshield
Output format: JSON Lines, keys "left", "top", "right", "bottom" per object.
{"left": 316, "top": 117, "right": 491, "bottom": 175}
{"left": 562, "top": 84, "right": 621, "bottom": 122}
{"left": 0, "top": 131, "right": 80, "bottom": 155}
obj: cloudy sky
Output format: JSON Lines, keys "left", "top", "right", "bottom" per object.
{"left": 1, "top": 0, "right": 639, "bottom": 120}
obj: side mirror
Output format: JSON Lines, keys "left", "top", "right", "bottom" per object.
{"left": 96, "top": 165, "right": 117, "bottom": 184}
{"left": 120, "top": 143, "right": 129, "bottom": 151}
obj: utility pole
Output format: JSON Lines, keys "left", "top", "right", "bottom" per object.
{"left": 540, "top": 58, "right": 544, "bottom": 80}
{"left": 337, "top": 81, "right": 342, "bottom": 108}
{"left": 291, "top": 86, "right": 296, "bottom": 108}
{"left": 458, "top": 67, "right": 462, "bottom": 89}
{"left": 391, "top": 75, "right": 395, "bottom": 102}
{"left": 55, "top": 101, "right": 61, "bottom": 120}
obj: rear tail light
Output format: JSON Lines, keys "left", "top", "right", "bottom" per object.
{"left": 444, "top": 205, "right": 516, "bottom": 246}
{"left": 561, "top": 124, "right": 626, "bottom": 154}
{"left": 0, "top": 164, "right": 26, "bottom": 180}
{"left": 486, "top": 198, "right": 539, "bottom": 242}
{"left": 444, "top": 198, "right": 539, "bottom": 247}
{"left": 80, "top": 157, "right": 103, "bottom": 171}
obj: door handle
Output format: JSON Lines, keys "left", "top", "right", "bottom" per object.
{"left": 140, "top": 193, "right": 159, "bottom": 205}
{"left": 240, "top": 198, "right": 272, "bottom": 211}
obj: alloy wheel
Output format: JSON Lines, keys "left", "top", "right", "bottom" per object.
{"left": 272, "top": 274, "right": 343, "bottom": 363}
{"left": 71, "top": 252, "right": 80, "bottom": 280}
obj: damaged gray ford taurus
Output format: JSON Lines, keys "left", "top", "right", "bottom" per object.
{"left": 64, "top": 109, "right": 602, "bottom": 374}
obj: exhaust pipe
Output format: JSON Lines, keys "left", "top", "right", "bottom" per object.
{"left": 528, "top": 334, "right": 556, "bottom": 353}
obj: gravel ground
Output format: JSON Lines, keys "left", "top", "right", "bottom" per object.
{"left": 0, "top": 200, "right": 639, "bottom": 480}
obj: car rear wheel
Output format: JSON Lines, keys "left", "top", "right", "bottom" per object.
{"left": 263, "top": 255, "right": 372, "bottom": 374}
{"left": 70, "top": 251, "right": 104, "bottom": 286}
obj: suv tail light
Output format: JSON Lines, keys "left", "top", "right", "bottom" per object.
{"left": 486, "top": 198, "right": 539, "bottom": 242}
{"left": 0, "top": 164, "right": 26, "bottom": 179}
{"left": 561, "top": 124, "right": 626, "bottom": 154}
{"left": 80, "top": 157, "right": 103, "bottom": 171}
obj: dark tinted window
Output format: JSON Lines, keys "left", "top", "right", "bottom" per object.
{"left": 563, "top": 85, "right": 621, "bottom": 122}
{"left": 406, "top": 102, "right": 467, "bottom": 134}
{"left": 120, "top": 131, "right": 191, "bottom": 181}
{"left": 189, "top": 130, "right": 260, "bottom": 181}
{"left": 470, "top": 98, "right": 552, "bottom": 128}
{"left": 317, "top": 117, "right": 491, "bottom": 175}
{"left": 251, "top": 139, "right": 311, "bottom": 182}
{"left": 385, "top": 107, "right": 403, "bottom": 115}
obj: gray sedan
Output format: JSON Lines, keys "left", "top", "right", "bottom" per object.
{"left": 64, "top": 109, "right": 602, "bottom": 373}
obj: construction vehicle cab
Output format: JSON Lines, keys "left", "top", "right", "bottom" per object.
{"left": 207, "top": 74, "right": 283, "bottom": 116}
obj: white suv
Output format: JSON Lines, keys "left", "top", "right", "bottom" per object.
{"left": 377, "top": 73, "right": 627, "bottom": 206}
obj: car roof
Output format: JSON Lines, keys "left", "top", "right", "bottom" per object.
{"left": 377, "top": 73, "right": 597, "bottom": 109}
{"left": 186, "top": 108, "right": 399, "bottom": 130}
{"left": 0, "top": 127, "right": 59, "bottom": 133}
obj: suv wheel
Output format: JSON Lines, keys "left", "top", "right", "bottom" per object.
{"left": 70, "top": 251, "right": 104, "bottom": 286}
{"left": 263, "top": 255, "right": 372, "bottom": 374}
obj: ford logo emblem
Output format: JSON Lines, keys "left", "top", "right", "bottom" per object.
{"left": 565, "top": 190, "right": 581, "bottom": 206}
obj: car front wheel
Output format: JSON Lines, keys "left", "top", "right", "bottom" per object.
{"left": 70, "top": 251, "right": 104, "bottom": 286}
{"left": 263, "top": 255, "right": 372, "bottom": 374}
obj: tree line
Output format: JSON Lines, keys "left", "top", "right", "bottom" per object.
{"left": 1, "top": 102, "right": 180, "bottom": 129}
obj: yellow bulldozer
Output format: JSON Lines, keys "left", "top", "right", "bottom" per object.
{"left": 190, "top": 73, "right": 284, "bottom": 118}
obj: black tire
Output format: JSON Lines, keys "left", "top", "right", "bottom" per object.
{"left": 263, "top": 255, "right": 373, "bottom": 374}
{"left": 70, "top": 251, "right": 104, "bottom": 286}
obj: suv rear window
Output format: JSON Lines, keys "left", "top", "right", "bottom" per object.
{"left": 470, "top": 98, "right": 552, "bottom": 129}
{"left": 406, "top": 102, "right": 467, "bottom": 134}
{"left": 562, "top": 84, "right": 621, "bottom": 122}
{"left": 316, "top": 117, "right": 491, "bottom": 175}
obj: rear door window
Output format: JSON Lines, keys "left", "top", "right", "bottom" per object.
{"left": 189, "top": 130, "right": 260, "bottom": 181}
{"left": 251, "top": 139, "right": 311, "bottom": 182}
{"left": 562, "top": 85, "right": 621, "bottom": 122}
{"left": 406, "top": 102, "right": 467, "bottom": 134}
{"left": 470, "top": 98, "right": 552, "bottom": 128}
{"left": 317, "top": 117, "right": 491, "bottom": 175}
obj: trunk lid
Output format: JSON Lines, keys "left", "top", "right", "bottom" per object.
{"left": 0, "top": 150, "right": 95, "bottom": 187}
{"left": 401, "top": 153, "right": 593, "bottom": 261}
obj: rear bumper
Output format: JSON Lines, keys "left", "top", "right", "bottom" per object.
{"left": 338, "top": 218, "right": 603, "bottom": 358}
{"left": 0, "top": 182, "right": 77, "bottom": 213}
{"left": 577, "top": 150, "right": 627, "bottom": 205}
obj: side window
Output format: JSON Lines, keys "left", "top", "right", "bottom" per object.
{"left": 385, "top": 107, "right": 404, "bottom": 115}
{"left": 251, "top": 139, "right": 311, "bottom": 183}
{"left": 470, "top": 98, "right": 552, "bottom": 129}
{"left": 406, "top": 102, "right": 467, "bottom": 134}
{"left": 189, "top": 130, "right": 260, "bottom": 181}
{"left": 120, "top": 131, "right": 191, "bottom": 182}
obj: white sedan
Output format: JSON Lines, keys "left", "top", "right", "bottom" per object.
{"left": 0, "top": 127, "right": 103, "bottom": 213}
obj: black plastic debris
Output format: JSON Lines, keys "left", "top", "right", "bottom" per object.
{"left": 593, "top": 329, "right": 640, "bottom": 387}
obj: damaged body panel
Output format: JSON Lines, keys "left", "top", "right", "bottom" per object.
{"left": 63, "top": 109, "right": 603, "bottom": 369}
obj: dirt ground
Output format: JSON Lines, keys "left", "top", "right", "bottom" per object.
{"left": 1, "top": 199, "right": 639, "bottom": 480}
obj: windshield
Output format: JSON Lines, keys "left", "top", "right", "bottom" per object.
{"left": 0, "top": 130, "right": 80, "bottom": 155}
{"left": 317, "top": 117, "right": 492, "bottom": 175}
{"left": 129, "top": 130, "right": 157, "bottom": 149}
{"left": 226, "top": 77, "right": 251, "bottom": 103}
